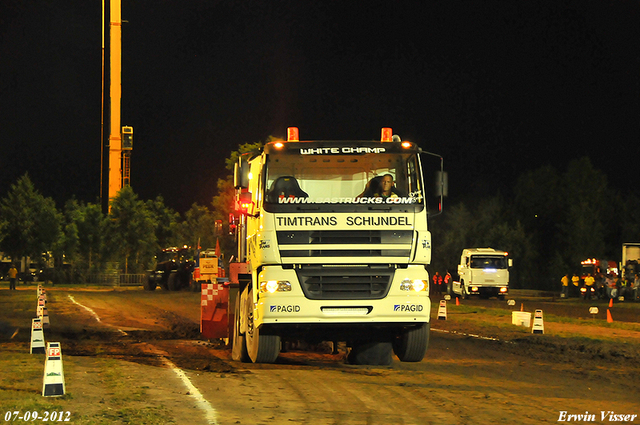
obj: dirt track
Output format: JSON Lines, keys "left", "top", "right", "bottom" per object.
{"left": 2, "top": 286, "right": 639, "bottom": 424}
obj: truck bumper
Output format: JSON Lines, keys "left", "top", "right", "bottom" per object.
{"left": 469, "top": 285, "right": 508, "bottom": 297}
{"left": 253, "top": 265, "right": 431, "bottom": 326}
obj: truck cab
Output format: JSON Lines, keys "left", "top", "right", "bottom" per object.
{"left": 451, "top": 248, "right": 511, "bottom": 299}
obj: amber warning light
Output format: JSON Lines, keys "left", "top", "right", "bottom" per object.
{"left": 381, "top": 127, "right": 392, "bottom": 142}
{"left": 287, "top": 127, "right": 299, "bottom": 142}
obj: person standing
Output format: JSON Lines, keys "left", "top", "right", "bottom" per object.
{"left": 432, "top": 272, "right": 441, "bottom": 294}
{"left": 584, "top": 273, "right": 595, "bottom": 299}
{"left": 8, "top": 264, "right": 18, "bottom": 291}
{"left": 561, "top": 274, "right": 569, "bottom": 298}
{"left": 571, "top": 273, "right": 580, "bottom": 298}
{"left": 605, "top": 274, "right": 616, "bottom": 299}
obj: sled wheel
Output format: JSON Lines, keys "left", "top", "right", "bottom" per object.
{"left": 347, "top": 341, "right": 393, "bottom": 365}
{"left": 168, "top": 273, "right": 180, "bottom": 291}
{"left": 144, "top": 277, "right": 157, "bottom": 291}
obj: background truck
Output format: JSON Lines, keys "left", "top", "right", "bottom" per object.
{"left": 621, "top": 243, "right": 640, "bottom": 282}
{"left": 145, "top": 246, "right": 196, "bottom": 291}
{"left": 580, "top": 258, "right": 618, "bottom": 279}
{"left": 227, "top": 127, "right": 445, "bottom": 365}
{"left": 451, "top": 248, "right": 511, "bottom": 299}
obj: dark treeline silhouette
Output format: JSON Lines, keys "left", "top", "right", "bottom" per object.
{"left": 430, "top": 157, "right": 640, "bottom": 290}
{"left": 2, "top": 156, "right": 638, "bottom": 289}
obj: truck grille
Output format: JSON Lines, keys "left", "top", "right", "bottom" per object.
{"left": 295, "top": 265, "right": 394, "bottom": 300}
{"left": 277, "top": 230, "right": 413, "bottom": 258}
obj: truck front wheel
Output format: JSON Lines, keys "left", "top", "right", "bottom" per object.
{"left": 393, "top": 323, "right": 429, "bottom": 362}
{"left": 231, "top": 296, "right": 249, "bottom": 362}
{"left": 245, "top": 288, "right": 281, "bottom": 363}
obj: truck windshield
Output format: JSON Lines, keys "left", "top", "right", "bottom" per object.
{"left": 470, "top": 256, "right": 508, "bottom": 269}
{"left": 264, "top": 150, "right": 424, "bottom": 212}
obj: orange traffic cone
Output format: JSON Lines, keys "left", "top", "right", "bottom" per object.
{"left": 608, "top": 298, "right": 613, "bottom": 308}
{"left": 456, "top": 297, "right": 460, "bottom": 306}
{"left": 607, "top": 309, "right": 613, "bottom": 323}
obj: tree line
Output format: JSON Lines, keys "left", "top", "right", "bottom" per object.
{"left": 0, "top": 141, "right": 263, "bottom": 283}
{"left": 0, "top": 175, "right": 225, "bottom": 283}
{"left": 1, "top": 146, "right": 638, "bottom": 289}
{"left": 430, "top": 157, "right": 640, "bottom": 289}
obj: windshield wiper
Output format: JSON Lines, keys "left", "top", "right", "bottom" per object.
{"left": 296, "top": 205, "right": 320, "bottom": 211}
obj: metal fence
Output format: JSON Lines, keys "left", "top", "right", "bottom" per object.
{"left": 86, "top": 273, "right": 147, "bottom": 287}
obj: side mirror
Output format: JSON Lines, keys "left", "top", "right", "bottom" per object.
{"left": 420, "top": 152, "right": 446, "bottom": 216}
{"left": 234, "top": 155, "right": 250, "bottom": 189}
{"left": 435, "top": 171, "right": 448, "bottom": 197}
{"left": 508, "top": 259, "right": 513, "bottom": 268}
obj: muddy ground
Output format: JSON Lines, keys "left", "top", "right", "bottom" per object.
{"left": 1, "top": 285, "right": 639, "bottom": 424}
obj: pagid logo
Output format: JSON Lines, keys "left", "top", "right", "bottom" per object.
{"left": 270, "top": 305, "right": 301, "bottom": 313}
{"left": 394, "top": 304, "right": 424, "bottom": 312}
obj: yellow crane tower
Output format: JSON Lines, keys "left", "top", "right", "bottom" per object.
{"left": 103, "top": 0, "right": 132, "bottom": 209}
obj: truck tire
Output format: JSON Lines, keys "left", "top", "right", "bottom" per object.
{"left": 245, "top": 288, "right": 280, "bottom": 363}
{"left": 393, "top": 323, "right": 429, "bottom": 362}
{"left": 168, "top": 273, "right": 179, "bottom": 291}
{"left": 347, "top": 341, "right": 393, "bottom": 366}
{"left": 231, "top": 296, "right": 250, "bottom": 362}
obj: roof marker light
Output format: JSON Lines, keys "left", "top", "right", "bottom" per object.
{"left": 381, "top": 127, "right": 392, "bottom": 142}
{"left": 401, "top": 141, "right": 412, "bottom": 149}
{"left": 273, "top": 141, "right": 284, "bottom": 149}
{"left": 287, "top": 127, "right": 299, "bottom": 142}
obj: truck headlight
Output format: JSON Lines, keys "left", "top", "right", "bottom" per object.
{"left": 471, "top": 286, "right": 479, "bottom": 292}
{"left": 499, "top": 287, "right": 508, "bottom": 293}
{"left": 260, "top": 280, "right": 291, "bottom": 293}
{"left": 400, "top": 279, "right": 428, "bottom": 292}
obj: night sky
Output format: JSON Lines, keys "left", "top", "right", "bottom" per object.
{"left": 1, "top": 1, "right": 638, "bottom": 213}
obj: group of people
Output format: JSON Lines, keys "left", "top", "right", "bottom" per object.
{"left": 431, "top": 271, "right": 452, "bottom": 294}
{"left": 561, "top": 272, "right": 640, "bottom": 300}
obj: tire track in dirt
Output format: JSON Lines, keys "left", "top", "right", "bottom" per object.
{"left": 377, "top": 376, "right": 459, "bottom": 424}
{"left": 39, "top": 288, "right": 640, "bottom": 425}
{"left": 204, "top": 368, "right": 379, "bottom": 424}
{"left": 57, "top": 291, "right": 221, "bottom": 425}
{"left": 271, "top": 368, "right": 375, "bottom": 424}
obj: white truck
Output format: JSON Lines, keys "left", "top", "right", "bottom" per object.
{"left": 228, "top": 127, "right": 444, "bottom": 365}
{"left": 621, "top": 242, "right": 640, "bottom": 282}
{"left": 451, "top": 248, "right": 511, "bottom": 299}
